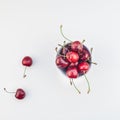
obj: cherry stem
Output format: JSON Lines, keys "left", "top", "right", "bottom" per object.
{"left": 55, "top": 47, "right": 66, "bottom": 58}
{"left": 63, "top": 41, "right": 66, "bottom": 46}
{"left": 55, "top": 47, "right": 58, "bottom": 53}
{"left": 91, "top": 61, "right": 97, "bottom": 65}
{"left": 90, "top": 48, "right": 93, "bottom": 55}
{"left": 84, "top": 74, "right": 90, "bottom": 94}
{"left": 60, "top": 25, "right": 72, "bottom": 42}
{"left": 82, "top": 39, "right": 85, "bottom": 43}
{"left": 4, "top": 88, "right": 15, "bottom": 94}
{"left": 23, "top": 66, "right": 27, "bottom": 78}
{"left": 70, "top": 79, "right": 72, "bottom": 85}
{"left": 71, "top": 79, "right": 81, "bottom": 94}
{"left": 58, "top": 44, "right": 64, "bottom": 47}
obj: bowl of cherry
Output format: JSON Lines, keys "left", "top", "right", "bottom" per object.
{"left": 55, "top": 25, "right": 97, "bottom": 94}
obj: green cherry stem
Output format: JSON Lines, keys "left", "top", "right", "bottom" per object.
{"left": 91, "top": 62, "right": 97, "bottom": 65}
{"left": 55, "top": 47, "right": 66, "bottom": 58}
{"left": 23, "top": 66, "right": 27, "bottom": 78}
{"left": 4, "top": 88, "right": 15, "bottom": 94}
{"left": 60, "top": 25, "right": 72, "bottom": 42}
{"left": 71, "top": 79, "right": 81, "bottom": 94}
{"left": 89, "top": 48, "right": 98, "bottom": 65}
{"left": 82, "top": 39, "right": 85, "bottom": 43}
{"left": 84, "top": 74, "right": 90, "bottom": 94}
{"left": 90, "top": 48, "right": 93, "bottom": 55}
{"left": 70, "top": 79, "right": 73, "bottom": 85}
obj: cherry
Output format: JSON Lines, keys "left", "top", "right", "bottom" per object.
{"left": 66, "top": 67, "right": 79, "bottom": 78}
{"left": 66, "top": 51, "right": 79, "bottom": 63}
{"left": 78, "top": 62, "right": 90, "bottom": 75}
{"left": 4, "top": 88, "right": 26, "bottom": 100}
{"left": 80, "top": 46, "right": 91, "bottom": 61}
{"left": 22, "top": 56, "right": 33, "bottom": 78}
{"left": 71, "top": 41, "right": 83, "bottom": 52}
{"left": 56, "top": 56, "right": 69, "bottom": 68}
{"left": 60, "top": 44, "right": 71, "bottom": 55}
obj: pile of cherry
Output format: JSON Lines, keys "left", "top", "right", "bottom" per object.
{"left": 4, "top": 56, "right": 32, "bottom": 100}
{"left": 55, "top": 25, "right": 97, "bottom": 94}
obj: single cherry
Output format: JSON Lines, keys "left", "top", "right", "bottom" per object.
{"left": 66, "top": 67, "right": 81, "bottom": 94}
{"left": 78, "top": 62, "right": 91, "bottom": 93}
{"left": 22, "top": 56, "right": 33, "bottom": 78}
{"left": 80, "top": 46, "right": 91, "bottom": 61}
{"left": 66, "top": 51, "right": 79, "bottom": 63}
{"left": 78, "top": 62, "right": 90, "bottom": 75}
{"left": 56, "top": 56, "right": 69, "bottom": 68}
{"left": 66, "top": 67, "right": 79, "bottom": 78}
{"left": 4, "top": 88, "right": 26, "bottom": 100}
{"left": 71, "top": 41, "right": 83, "bottom": 52}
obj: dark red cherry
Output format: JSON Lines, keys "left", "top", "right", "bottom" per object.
{"left": 15, "top": 89, "right": 26, "bottom": 100}
{"left": 71, "top": 41, "right": 83, "bottom": 52}
{"left": 22, "top": 56, "right": 33, "bottom": 78}
{"left": 60, "top": 43, "right": 71, "bottom": 55}
{"left": 56, "top": 56, "right": 69, "bottom": 68}
{"left": 66, "top": 51, "right": 79, "bottom": 63}
{"left": 66, "top": 67, "right": 79, "bottom": 78}
{"left": 80, "top": 46, "right": 91, "bottom": 61}
{"left": 4, "top": 88, "right": 26, "bottom": 100}
{"left": 78, "top": 62, "right": 90, "bottom": 74}
{"left": 22, "top": 56, "right": 32, "bottom": 67}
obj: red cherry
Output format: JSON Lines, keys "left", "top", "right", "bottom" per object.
{"left": 80, "top": 46, "right": 91, "bottom": 61}
{"left": 71, "top": 41, "right": 83, "bottom": 52}
{"left": 4, "top": 88, "right": 26, "bottom": 100}
{"left": 66, "top": 51, "right": 79, "bottom": 63}
{"left": 22, "top": 56, "right": 32, "bottom": 67}
{"left": 22, "top": 56, "right": 33, "bottom": 78}
{"left": 66, "top": 67, "right": 79, "bottom": 78}
{"left": 15, "top": 89, "right": 26, "bottom": 100}
{"left": 78, "top": 62, "right": 90, "bottom": 74}
{"left": 56, "top": 56, "right": 69, "bottom": 68}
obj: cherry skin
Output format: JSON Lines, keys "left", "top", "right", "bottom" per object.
{"left": 4, "top": 88, "right": 26, "bottom": 100}
{"left": 15, "top": 89, "right": 26, "bottom": 100}
{"left": 60, "top": 43, "right": 71, "bottom": 55}
{"left": 22, "top": 56, "right": 32, "bottom": 67}
{"left": 69, "top": 61, "right": 79, "bottom": 67}
{"left": 22, "top": 56, "right": 33, "bottom": 78}
{"left": 66, "top": 67, "right": 79, "bottom": 78}
{"left": 56, "top": 56, "right": 69, "bottom": 68}
{"left": 78, "top": 62, "right": 90, "bottom": 75}
{"left": 80, "top": 46, "right": 91, "bottom": 61}
{"left": 66, "top": 51, "right": 79, "bottom": 63}
{"left": 71, "top": 41, "right": 83, "bottom": 52}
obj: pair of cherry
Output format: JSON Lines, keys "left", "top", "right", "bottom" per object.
{"left": 55, "top": 25, "right": 97, "bottom": 94}
{"left": 4, "top": 56, "right": 32, "bottom": 100}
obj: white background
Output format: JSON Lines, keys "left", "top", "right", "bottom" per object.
{"left": 0, "top": 0, "right": 120, "bottom": 120}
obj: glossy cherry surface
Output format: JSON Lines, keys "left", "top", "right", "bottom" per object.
{"left": 56, "top": 56, "right": 69, "bottom": 68}
{"left": 71, "top": 41, "right": 83, "bottom": 52}
{"left": 66, "top": 67, "right": 79, "bottom": 78}
{"left": 22, "top": 56, "right": 32, "bottom": 67}
{"left": 15, "top": 89, "right": 26, "bottom": 100}
{"left": 66, "top": 51, "right": 79, "bottom": 63}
